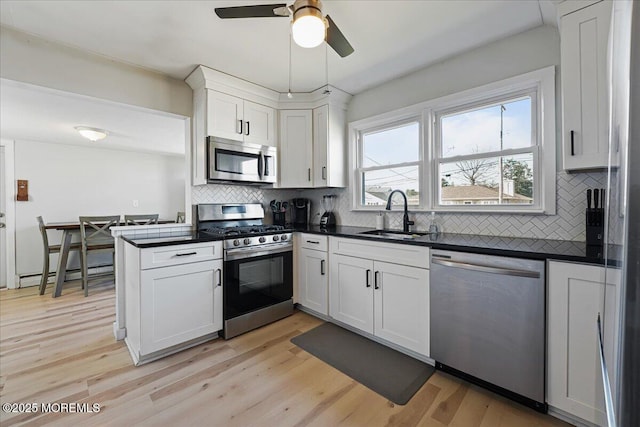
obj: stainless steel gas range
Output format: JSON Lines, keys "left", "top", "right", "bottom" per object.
{"left": 194, "top": 203, "right": 293, "bottom": 339}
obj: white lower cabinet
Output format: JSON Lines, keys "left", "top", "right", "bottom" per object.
{"left": 330, "top": 254, "right": 374, "bottom": 333}
{"left": 139, "top": 260, "right": 223, "bottom": 355}
{"left": 124, "top": 241, "right": 223, "bottom": 365}
{"left": 298, "top": 247, "right": 328, "bottom": 315}
{"left": 547, "top": 261, "right": 620, "bottom": 426}
{"left": 374, "top": 261, "right": 429, "bottom": 355}
{"left": 329, "top": 237, "right": 430, "bottom": 356}
{"left": 296, "top": 234, "right": 329, "bottom": 315}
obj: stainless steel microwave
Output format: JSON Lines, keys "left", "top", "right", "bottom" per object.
{"left": 207, "top": 136, "right": 277, "bottom": 185}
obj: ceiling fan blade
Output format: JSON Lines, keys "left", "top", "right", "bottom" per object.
{"left": 215, "top": 4, "right": 288, "bottom": 19}
{"left": 325, "top": 15, "right": 354, "bottom": 57}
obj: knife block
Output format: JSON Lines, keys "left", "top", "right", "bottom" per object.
{"left": 272, "top": 212, "right": 286, "bottom": 227}
{"left": 586, "top": 208, "right": 604, "bottom": 245}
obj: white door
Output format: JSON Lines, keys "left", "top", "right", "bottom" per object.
{"left": 373, "top": 261, "right": 429, "bottom": 356}
{"left": 206, "top": 90, "right": 244, "bottom": 142}
{"left": 298, "top": 247, "right": 328, "bottom": 315}
{"left": 0, "top": 146, "right": 5, "bottom": 288}
{"left": 243, "top": 101, "right": 275, "bottom": 146}
{"left": 329, "top": 254, "right": 373, "bottom": 333}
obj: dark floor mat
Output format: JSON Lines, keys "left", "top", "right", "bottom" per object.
{"left": 291, "top": 322, "right": 435, "bottom": 405}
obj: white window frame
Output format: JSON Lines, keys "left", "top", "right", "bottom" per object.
{"left": 353, "top": 117, "right": 424, "bottom": 210}
{"left": 349, "top": 66, "right": 556, "bottom": 214}
{"left": 349, "top": 109, "right": 430, "bottom": 211}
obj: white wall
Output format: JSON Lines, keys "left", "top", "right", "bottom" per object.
{"left": 15, "top": 140, "right": 185, "bottom": 277}
{"left": 347, "top": 25, "right": 561, "bottom": 122}
{"left": 0, "top": 25, "right": 192, "bottom": 118}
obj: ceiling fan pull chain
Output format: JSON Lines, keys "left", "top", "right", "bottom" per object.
{"left": 324, "top": 42, "right": 331, "bottom": 95}
{"left": 288, "top": 33, "right": 293, "bottom": 98}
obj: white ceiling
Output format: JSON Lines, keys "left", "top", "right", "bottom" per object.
{"left": 0, "top": 0, "right": 559, "bottom": 154}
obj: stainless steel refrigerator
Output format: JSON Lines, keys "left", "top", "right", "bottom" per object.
{"left": 605, "top": 1, "right": 639, "bottom": 425}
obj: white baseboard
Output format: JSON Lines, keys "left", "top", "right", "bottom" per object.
{"left": 19, "top": 266, "right": 114, "bottom": 288}
{"left": 113, "top": 322, "right": 126, "bottom": 341}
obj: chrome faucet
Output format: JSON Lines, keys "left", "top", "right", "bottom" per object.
{"left": 385, "top": 190, "right": 414, "bottom": 232}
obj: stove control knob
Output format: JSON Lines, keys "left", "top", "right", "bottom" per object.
{"left": 281, "top": 235, "right": 288, "bottom": 241}
{"left": 244, "top": 238, "right": 251, "bottom": 245}
{"left": 273, "top": 235, "right": 280, "bottom": 242}
{"left": 233, "top": 239, "right": 240, "bottom": 247}
{"left": 259, "top": 237, "right": 266, "bottom": 243}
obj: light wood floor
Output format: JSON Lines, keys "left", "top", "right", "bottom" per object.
{"left": 0, "top": 280, "right": 570, "bottom": 427}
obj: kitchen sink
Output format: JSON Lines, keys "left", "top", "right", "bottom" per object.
{"left": 358, "top": 229, "right": 428, "bottom": 240}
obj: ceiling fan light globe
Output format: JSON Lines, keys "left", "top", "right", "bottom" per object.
{"left": 292, "top": 14, "right": 325, "bottom": 48}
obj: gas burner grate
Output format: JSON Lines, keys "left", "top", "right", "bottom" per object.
{"left": 201, "top": 224, "right": 287, "bottom": 236}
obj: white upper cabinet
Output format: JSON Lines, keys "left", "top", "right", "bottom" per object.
{"left": 278, "top": 104, "right": 347, "bottom": 189}
{"left": 279, "top": 110, "right": 314, "bottom": 188}
{"left": 207, "top": 90, "right": 276, "bottom": 146}
{"left": 186, "top": 66, "right": 280, "bottom": 185}
{"left": 243, "top": 100, "right": 276, "bottom": 146}
{"left": 559, "top": 0, "right": 612, "bottom": 170}
{"left": 313, "top": 104, "right": 347, "bottom": 188}
{"left": 186, "top": 66, "right": 350, "bottom": 187}
{"left": 207, "top": 90, "right": 244, "bottom": 142}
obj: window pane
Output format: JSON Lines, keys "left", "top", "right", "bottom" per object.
{"left": 439, "top": 152, "right": 534, "bottom": 205}
{"left": 362, "top": 122, "right": 419, "bottom": 168}
{"left": 441, "top": 97, "right": 532, "bottom": 158}
{"left": 362, "top": 166, "right": 419, "bottom": 206}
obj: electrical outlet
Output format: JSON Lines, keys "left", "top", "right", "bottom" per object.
{"left": 132, "top": 200, "right": 139, "bottom": 208}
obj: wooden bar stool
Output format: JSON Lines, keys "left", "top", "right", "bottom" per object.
{"left": 124, "top": 214, "right": 159, "bottom": 226}
{"left": 36, "top": 216, "right": 81, "bottom": 295}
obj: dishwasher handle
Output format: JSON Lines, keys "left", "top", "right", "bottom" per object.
{"left": 431, "top": 258, "right": 540, "bottom": 279}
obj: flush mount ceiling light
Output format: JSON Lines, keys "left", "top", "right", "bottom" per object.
{"left": 290, "top": 0, "right": 326, "bottom": 48}
{"left": 75, "top": 126, "right": 108, "bottom": 142}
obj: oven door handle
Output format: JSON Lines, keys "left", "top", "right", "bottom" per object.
{"left": 225, "top": 244, "right": 292, "bottom": 261}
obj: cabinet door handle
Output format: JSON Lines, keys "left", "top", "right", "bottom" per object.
{"left": 320, "top": 259, "right": 325, "bottom": 275}
{"left": 308, "top": 168, "right": 311, "bottom": 182}
{"left": 245, "top": 121, "right": 250, "bottom": 136}
{"left": 238, "top": 119, "right": 244, "bottom": 134}
{"left": 306, "top": 240, "right": 319, "bottom": 244}
{"left": 175, "top": 251, "right": 197, "bottom": 257}
{"left": 570, "top": 130, "right": 575, "bottom": 156}
{"left": 322, "top": 166, "right": 326, "bottom": 180}
{"left": 366, "top": 269, "right": 371, "bottom": 287}
{"left": 374, "top": 271, "right": 380, "bottom": 290}
{"left": 217, "top": 268, "right": 222, "bottom": 286}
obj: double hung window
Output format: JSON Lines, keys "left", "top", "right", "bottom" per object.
{"left": 356, "top": 120, "right": 422, "bottom": 208}
{"left": 350, "top": 67, "right": 555, "bottom": 213}
{"left": 435, "top": 91, "right": 538, "bottom": 209}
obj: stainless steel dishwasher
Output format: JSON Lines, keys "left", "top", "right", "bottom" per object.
{"left": 430, "top": 250, "right": 546, "bottom": 412}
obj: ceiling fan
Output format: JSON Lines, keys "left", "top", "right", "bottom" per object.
{"left": 214, "top": 0, "right": 354, "bottom": 57}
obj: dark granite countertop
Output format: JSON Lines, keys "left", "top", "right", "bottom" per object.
{"left": 121, "top": 231, "right": 223, "bottom": 248}
{"left": 295, "top": 225, "right": 622, "bottom": 267}
{"left": 120, "top": 225, "right": 621, "bottom": 266}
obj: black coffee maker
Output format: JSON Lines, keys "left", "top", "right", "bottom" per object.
{"left": 291, "top": 198, "right": 310, "bottom": 228}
